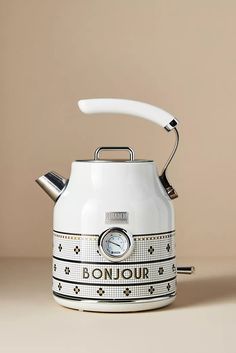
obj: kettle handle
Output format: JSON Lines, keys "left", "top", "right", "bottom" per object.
{"left": 78, "top": 98, "right": 178, "bottom": 131}
{"left": 78, "top": 98, "right": 179, "bottom": 199}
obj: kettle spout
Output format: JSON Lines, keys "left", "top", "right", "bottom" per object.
{"left": 36, "top": 171, "right": 68, "bottom": 202}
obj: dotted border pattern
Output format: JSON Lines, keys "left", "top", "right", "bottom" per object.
{"left": 53, "top": 276, "right": 177, "bottom": 301}
{"left": 53, "top": 230, "right": 175, "bottom": 241}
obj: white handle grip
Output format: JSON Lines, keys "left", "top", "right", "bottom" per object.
{"left": 78, "top": 98, "right": 178, "bottom": 131}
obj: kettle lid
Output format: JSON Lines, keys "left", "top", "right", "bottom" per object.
{"left": 76, "top": 146, "right": 153, "bottom": 163}
{"left": 89, "top": 146, "right": 152, "bottom": 163}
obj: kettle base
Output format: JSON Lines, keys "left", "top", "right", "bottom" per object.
{"left": 53, "top": 294, "right": 176, "bottom": 313}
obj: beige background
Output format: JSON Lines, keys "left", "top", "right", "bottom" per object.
{"left": 1, "top": 0, "right": 236, "bottom": 258}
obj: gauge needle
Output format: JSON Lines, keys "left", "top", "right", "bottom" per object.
{"left": 107, "top": 240, "right": 121, "bottom": 248}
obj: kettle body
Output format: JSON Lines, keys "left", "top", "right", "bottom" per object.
{"left": 36, "top": 98, "right": 179, "bottom": 312}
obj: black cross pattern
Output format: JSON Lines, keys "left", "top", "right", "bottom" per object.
{"left": 148, "top": 286, "right": 155, "bottom": 294}
{"left": 123, "top": 288, "right": 131, "bottom": 296}
{"left": 97, "top": 250, "right": 101, "bottom": 256}
{"left": 74, "top": 246, "right": 80, "bottom": 254}
{"left": 148, "top": 246, "right": 155, "bottom": 255}
{"left": 58, "top": 283, "right": 62, "bottom": 291}
{"left": 172, "top": 264, "right": 176, "bottom": 273}
{"left": 167, "top": 283, "right": 171, "bottom": 291}
{"left": 166, "top": 243, "right": 171, "bottom": 252}
{"left": 53, "top": 264, "right": 57, "bottom": 271}
{"left": 158, "top": 267, "right": 164, "bottom": 275}
{"left": 65, "top": 267, "right": 70, "bottom": 275}
{"left": 74, "top": 286, "right": 80, "bottom": 295}
{"left": 97, "top": 288, "right": 105, "bottom": 296}
{"left": 58, "top": 244, "right": 62, "bottom": 252}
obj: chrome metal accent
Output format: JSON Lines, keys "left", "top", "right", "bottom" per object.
{"left": 75, "top": 159, "right": 152, "bottom": 163}
{"left": 36, "top": 171, "right": 68, "bottom": 202}
{"left": 177, "top": 266, "right": 195, "bottom": 274}
{"left": 94, "top": 146, "right": 135, "bottom": 161}
{"left": 54, "top": 292, "right": 176, "bottom": 304}
{"left": 105, "top": 212, "right": 129, "bottom": 224}
{"left": 164, "top": 118, "right": 178, "bottom": 131}
{"left": 159, "top": 128, "right": 179, "bottom": 199}
{"left": 98, "top": 227, "right": 134, "bottom": 262}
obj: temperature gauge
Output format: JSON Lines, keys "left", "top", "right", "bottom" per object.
{"left": 98, "top": 228, "right": 134, "bottom": 261}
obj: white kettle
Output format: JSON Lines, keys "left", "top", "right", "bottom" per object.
{"left": 36, "top": 98, "right": 190, "bottom": 312}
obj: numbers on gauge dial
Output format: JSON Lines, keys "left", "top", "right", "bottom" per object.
{"left": 103, "top": 231, "right": 129, "bottom": 257}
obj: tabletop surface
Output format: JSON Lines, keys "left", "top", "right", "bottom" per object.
{"left": 0, "top": 257, "right": 235, "bottom": 353}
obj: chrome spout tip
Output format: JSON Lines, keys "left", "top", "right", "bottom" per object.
{"left": 35, "top": 171, "right": 68, "bottom": 202}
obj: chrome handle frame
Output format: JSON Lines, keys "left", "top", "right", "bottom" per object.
{"left": 94, "top": 146, "right": 135, "bottom": 161}
{"left": 159, "top": 127, "right": 179, "bottom": 199}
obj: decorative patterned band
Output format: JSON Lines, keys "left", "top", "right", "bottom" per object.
{"left": 53, "top": 275, "right": 176, "bottom": 287}
{"left": 53, "top": 258, "right": 176, "bottom": 285}
{"left": 53, "top": 290, "right": 176, "bottom": 302}
{"left": 53, "top": 231, "right": 175, "bottom": 264}
{"left": 53, "top": 229, "right": 175, "bottom": 240}
{"left": 53, "top": 254, "right": 176, "bottom": 265}
{"left": 52, "top": 229, "right": 176, "bottom": 300}
{"left": 52, "top": 276, "right": 177, "bottom": 301}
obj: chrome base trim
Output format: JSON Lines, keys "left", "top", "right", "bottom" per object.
{"left": 53, "top": 293, "right": 176, "bottom": 312}
{"left": 53, "top": 291, "right": 176, "bottom": 302}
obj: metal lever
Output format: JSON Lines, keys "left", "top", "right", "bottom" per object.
{"left": 177, "top": 266, "right": 195, "bottom": 274}
{"left": 94, "top": 147, "right": 135, "bottom": 161}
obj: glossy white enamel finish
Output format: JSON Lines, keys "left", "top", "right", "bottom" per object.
{"left": 78, "top": 98, "right": 177, "bottom": 130}
{"left": 54, "top": 161, "right": 174, "bottom": 234}
{"left": 53, "top": 161, "right": 175, "bottom": 311}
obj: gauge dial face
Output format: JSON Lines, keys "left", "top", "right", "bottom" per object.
{"left": 99, "top": 228, "right": 134, "bottom": 261}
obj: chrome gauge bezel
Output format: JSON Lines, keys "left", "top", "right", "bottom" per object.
{"left": 98, "top": 227, "right": 134, "bottom": 262}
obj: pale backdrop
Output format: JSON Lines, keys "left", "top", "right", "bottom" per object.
{"left": 1, "top": 0, "right": 235, "bottom": 257}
